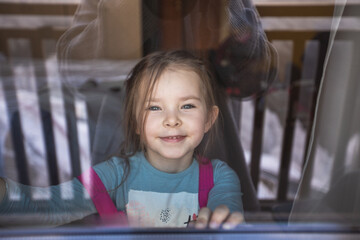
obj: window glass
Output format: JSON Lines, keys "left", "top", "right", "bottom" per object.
{"left": 0, "top": 0, "right": 360, "bottom": 238}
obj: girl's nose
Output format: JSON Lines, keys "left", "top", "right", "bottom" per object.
{"left": 163, "top": 112, "right": 182, "bottom": 127}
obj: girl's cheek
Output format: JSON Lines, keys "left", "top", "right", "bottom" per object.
{"left": 144, "top": 114, "right": 159, "bottom": 126}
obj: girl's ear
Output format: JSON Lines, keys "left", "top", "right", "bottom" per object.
{"left": 135, "top": 118, "right": 141, "bottom": 135}
{"left": 136, "top": 120, "right": 142, "bottom": 135}
{"left": 205, "top": 105, "right": 219, "bottom": 133}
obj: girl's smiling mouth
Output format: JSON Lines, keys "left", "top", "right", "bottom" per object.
{"left": 160, "top": 135, "right": 186, "bottom": 142}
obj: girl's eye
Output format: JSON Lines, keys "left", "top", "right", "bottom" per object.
{"left": 147, "top": 106, "right": 161, "bottom": 111}
{"left": 182, "top": 104, "right": 195, "bottom": 110}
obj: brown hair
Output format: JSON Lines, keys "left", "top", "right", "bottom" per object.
{"left": 118, "top": 50, "right": 219, "bottom": 182}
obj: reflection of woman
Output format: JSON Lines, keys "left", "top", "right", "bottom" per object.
{"left": 57, "top": 0, "right": 142, "bottom": 61}
{"left": 56, "top": 0, "right": 278, "bottom": 212}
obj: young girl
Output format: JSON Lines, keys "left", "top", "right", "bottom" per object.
{"left": 0, "top": 50, "right": 244, "bottom": 228}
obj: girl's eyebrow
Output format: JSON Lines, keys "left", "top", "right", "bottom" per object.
{"left": 147, "top": 96, "right": 201, "bottom": 102}
{"left": 180, "top": 96, "right": 202, "bottom": 101}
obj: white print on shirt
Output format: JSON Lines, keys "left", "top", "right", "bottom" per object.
{"left": 126, "top": 190, "right": 198, "bottom": 227}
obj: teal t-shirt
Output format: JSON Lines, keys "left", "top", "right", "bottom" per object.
{"left": 0, "top": 152, "right": 243, "bottom": 227}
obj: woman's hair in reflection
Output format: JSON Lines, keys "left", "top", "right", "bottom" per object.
{"left": 118, "top": 50, "right": 219, "bottom": 182}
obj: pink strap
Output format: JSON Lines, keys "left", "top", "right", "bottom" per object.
{"left": 77, "top": 167, "right": 127, "bottom": 223}
{"left": 198, "top": 156, "right": 214, "bottom": 208}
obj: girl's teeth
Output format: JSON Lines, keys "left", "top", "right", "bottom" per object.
{"left": 167, "top": 136, "right": 181, "bottom": 139}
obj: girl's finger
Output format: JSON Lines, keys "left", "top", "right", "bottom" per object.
{"left": 195, "top": 207, "right": 212, "bottom": 229}
{"left": 222, "top": 212, "right": 244, "bottom": 230}
{"left": 209, "top": 205, "right": 230, "bottom": 229}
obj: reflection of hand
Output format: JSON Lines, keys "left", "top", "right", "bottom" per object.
{"left": 189, "top": 205, "right": 244, "bottom": 229}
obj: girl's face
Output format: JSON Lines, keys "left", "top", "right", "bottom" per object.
{"left": 138, "top": 69, "right": 218, "bottom": 173}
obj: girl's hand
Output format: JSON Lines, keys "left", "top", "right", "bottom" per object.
{"left": 191, "top": 205, "right": 244, "bottom": 230}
